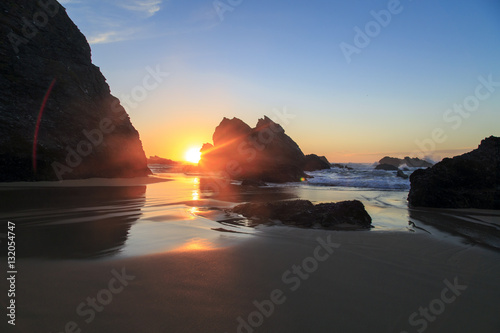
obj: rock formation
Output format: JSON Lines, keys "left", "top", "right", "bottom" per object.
{"left": 0, "top": 0, "right": 150, "bottom": 181}
{"left": 199, "top": 116, "right": 308, "bottom": 183}
{"left": 375, "top": 164, "right": 399, "bottom": 171}
{"left": 332, "top": 163, "right": 353, "bottom": 170}
{"left": 233, "top": 199, "right": 372, "bottom": 229}
{"left": 378, "top": 156, "right": 433, "bottom": 168}
{"left": 396, "top": 170, "right": 409, "bottom": 179}
{"left": 304, "top": 154, "right": 331, "bottom": 171}
{"left": 408, "top": 136, "right": 500, "bottom": 209}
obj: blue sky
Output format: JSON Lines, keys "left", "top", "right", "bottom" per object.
{"left": 60, "top": 0, "right": 500, "bottom": 162}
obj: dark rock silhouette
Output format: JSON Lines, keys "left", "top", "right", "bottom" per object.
{"left": 396, "top": 170, "right": 409, "bottom": 179}
{"left": 304, "top": 154, "right": 331, "bottom": 171}
{"left": 0, "top": 0, "right": 150, "bottom": 181}
{"left": 379, "top": 156, "right": 433, "bottom": 168}
{"left": 199, "top": 116, "right": 308, "bottom": 183}
{"left": 375, "top": 164, "right": 399, "bottom": 171}
{"left": 332, "top": 163, "right": 353, "bottom": 170}
{"left": 408, "top": 136, "right": 500, "bottom": 209}
{"left": 378, "top": 156, "right": 401, "bottom": 167}
{"left": 233, "top": 199, "right": 372, "bottom": 229}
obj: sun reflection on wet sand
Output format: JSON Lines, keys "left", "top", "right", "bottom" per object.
{"left": 192, "top": 190, "right": 200, "bottom": 201}
{"left": 173, "top": 238, "right": 215, "bottom": 252}
{"left": 192, "top": 177, "right": 200, "bottom": 201}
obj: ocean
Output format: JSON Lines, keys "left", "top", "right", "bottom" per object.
{"left": 305, "top": 163, "right": 412, "bottom": 190}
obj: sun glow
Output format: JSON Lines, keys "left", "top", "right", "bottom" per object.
{"left": 184, "top": 147, "right": 201, "bottom": 164}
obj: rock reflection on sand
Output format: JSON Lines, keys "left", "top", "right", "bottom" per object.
{"left": 409, "top": 207, "right": 500, "bottom": 250}
{"left": 0, "top": 185, "right": 146, "bottom": 259}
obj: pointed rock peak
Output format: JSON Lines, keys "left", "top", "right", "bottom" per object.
{"left": 212, "top": 117, "right": 252, "bottom": 147}
{"left": 200, "top": 115, "right": 307, "bottom": 182}
{"left": 255, "top": 115, "right": 284, "bottom": 134}
{"left": 218, "top": 117, "right": 250, "bottom": 128}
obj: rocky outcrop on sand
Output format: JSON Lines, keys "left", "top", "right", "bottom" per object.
{"left": 408, "top": 136, "right": 500, "bottom": 209}
{"left": 304, "top": 154, "right": 331, "bottom": 171}
{"left": 379, "top": 156, "right": 433, "bottom": 168}
{"left": 199, "top": 116, "right": 308, "bottom": 183}
{"left": 233, "top": 199, "right": 372, "bottom": 229}
{"left": 0, "top": 0, "right": 150, "bottom": 181}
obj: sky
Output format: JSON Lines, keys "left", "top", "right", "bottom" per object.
{"left": 59, "top": 0, "right": 500, "bottom": 163}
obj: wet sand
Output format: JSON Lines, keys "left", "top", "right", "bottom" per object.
{"left": 3, "top": 230, "right": 500, "bottom": 333}
{"left": 1, "top": 174, "right": 499, "bottom": 332}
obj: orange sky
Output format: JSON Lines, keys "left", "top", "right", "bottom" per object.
{"left": 136, "top": 113, "right": 476, "bottom": 164}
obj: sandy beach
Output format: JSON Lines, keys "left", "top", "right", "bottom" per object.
{"left": 3, "top": 230, "right": 500, "bottom": 333}
{"left": 1, "top": 174, "right": 499, "bottom": 333}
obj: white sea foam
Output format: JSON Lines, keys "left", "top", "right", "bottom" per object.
{"left": 305, "top": 163, "right": 416, "bottom": 190}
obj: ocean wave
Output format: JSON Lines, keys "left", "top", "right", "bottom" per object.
{"left": 305, "top": 164, "right": 413, "bottom": 190}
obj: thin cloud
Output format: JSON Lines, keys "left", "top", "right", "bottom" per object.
{"left": 87, "top": 27, "right": 144, "bottom": 45}
{"left": 87, "top": 31, "right": 119, "bottom": 44}
{"left": 62, "top": 0, "right": 162, "bottom": 45}
{"left": 58, "top": 0, "right": 81, "bottom": 4}
{"left": 64, "top": 0, "right": 219, "bottom": 45}
{"left": 117, "top": 0, "right": 162, "bottom": 18}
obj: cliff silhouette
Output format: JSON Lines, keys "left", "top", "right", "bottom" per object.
{"left": 0, "top": 0, "right": 150, "bottom": 181}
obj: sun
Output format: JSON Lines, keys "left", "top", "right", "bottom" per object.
{"left": 184, "top": 147, "right": 201, "bottom": 164}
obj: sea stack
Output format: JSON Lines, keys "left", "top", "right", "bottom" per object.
{"left": 408, "top": 136, "right": 500, "bottom": 209}
{"left": 304, "top": 154, "right": 331, "bottom": 171}
{"left": 0, "top": 0, "right": 151, "bottom": 181}
{"left": 377, "top": 156, "right": 433, "bottom": 168}
{"left": 199, "top": 116, "right": 308, "bottom": 183}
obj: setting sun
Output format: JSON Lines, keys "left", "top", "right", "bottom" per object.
{"left": 184, "top": 147, "right": 201, "bottom": 164}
